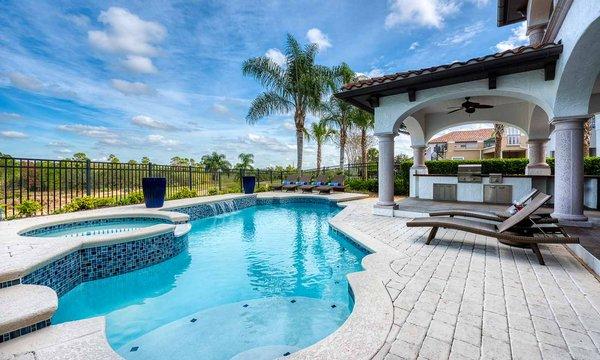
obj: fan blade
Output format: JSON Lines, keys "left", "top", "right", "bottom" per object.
{"left": 447, "top": 108, "right": 462, "bottom": 114}
{"left": 472, "top": 104, "right": 494, "bottom": 109}
{"left": 447, "top": 106, "right": 462, "bottom": 109}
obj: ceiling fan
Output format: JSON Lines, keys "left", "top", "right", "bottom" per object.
{"left": 447, "top": 97, "right": 494, "bottom": 114}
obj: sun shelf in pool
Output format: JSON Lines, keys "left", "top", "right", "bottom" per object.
{"left": 24, "top": 218, "right": 169, "bottom": 238}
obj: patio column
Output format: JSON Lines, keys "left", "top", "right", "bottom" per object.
{"left": 411, "top": 145, "right": 428, "bottom": 174}
{"left": 376, "top": 133, "right": 396, "bottom": 207}
{"left": 525, "top": 138, "right": 551, "bottom": 175}
{"left": 551, "top": 116, "right": 588, "bottom": 222}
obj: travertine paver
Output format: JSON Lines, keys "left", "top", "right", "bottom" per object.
{"left": 337, "top": 201, "right": 600, "bottom": 360}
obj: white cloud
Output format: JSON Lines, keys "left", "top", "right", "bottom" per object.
{"left": 48, "top": 141, "right": 69, "bottom": 147}
{"left": 282, "top": 121, "right": 295, "bottom": 131}
{"left": 58, "top": 124, "right": 118, "bottom": 140}
{"left": 88, "top": 7, "right": 166, "bottom": 57}
{"left": 356, "top": 68, "right": 384, "bottom": 79}
{"left": 66, "top": 14, "right": 90, "bottom": 27}
{"left": 6, "top": 72, "right": 44, "bottom": 91}
{"left": 265, "top": 48, "right": 286, "bottom": 66}
{"left": 110, "top": 79, "right": 156, "bottom": 96}
{"left": 147, "top": 134, "right": 180, "bottom": 148}
{"left": 132, "top": 115, "right": 175, "bottom": 130}
{"left": 409, "top": 42, "right": 420, "bottom": 50}
{"left": 0, "top": 112, "right": 22, "bottom": 121}
{"left": 122, "top": 55, "right": 158, "bottom": 74}
{"left": 306, "top": 28, "right": 332, "bottom": 50}
{"left": 1, "top": 131, "right": 27, "bottom": 139}
{"left": 437, "top": 21, "right": 485, "bottom": 46}
{"left": 241, "top": 133, "right": 295, "bottom": 152}
{"left": 212, "top": 103, "right": 230, "bottom": 115}
{"left": 495, "top": 22, "right": 528, "bottom": 52}
{"left": 385, "top": 0, "right": 460, "bottom": 29}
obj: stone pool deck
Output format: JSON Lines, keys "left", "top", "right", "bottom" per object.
{"left": 2, "top": 192, "right": 600, "bottom": 359}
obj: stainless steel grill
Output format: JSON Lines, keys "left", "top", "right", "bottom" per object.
{"left": 457, "top": 164, "right": 482, "bottom": 183}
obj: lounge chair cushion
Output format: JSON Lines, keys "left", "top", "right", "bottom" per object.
{"left": 409, "top": 217, "right": 498, "bottom": 235}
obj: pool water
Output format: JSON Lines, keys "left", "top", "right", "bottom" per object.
{"left": 31, "top": 218, "right": 168, "bottom": 238}
{"left": 53, "top": 203, "right": 365, "bottom": 359}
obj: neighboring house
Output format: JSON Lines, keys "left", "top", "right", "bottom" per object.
{"left": 426, "top": 127, "right": 528, "bottom": 160}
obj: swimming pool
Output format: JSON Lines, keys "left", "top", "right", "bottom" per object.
{"left": 52, "top": 203, "right": 365, "bottom": 359}
{"left": 22, "top": 217, "right": 169, "bottom": 238}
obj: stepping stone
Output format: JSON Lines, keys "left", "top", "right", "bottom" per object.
{"left": 0, "top": 285, "right": 57, "bottom": 338}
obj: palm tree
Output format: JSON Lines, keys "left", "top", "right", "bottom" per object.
{"left": 584, "top": 119, "right": 592, "bottom": 156}
{"left": 201, "top": 152, "right": 231, "bottom": 180}
{"left": 493, "top": 123, "right": 505, "bottom": 158}
{"left": 242, "top": 34, "right": 334, "bottom": 171}
{"left": 323, "top": 63, "right": 355, "bottom": 170}
{"left": 349, "top": 108, "right": 374, "bottom": 179}
{"left": 235, "top": 153, "right": 254, "bottom": 170}
{"left": 304, "top": 120, "right": 337, "bottom": 173}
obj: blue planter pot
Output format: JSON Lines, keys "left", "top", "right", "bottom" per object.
{"left": 142, "top": 177, "right": 166, "bottom": 208}
{"left": 242, "top": 176, "right": 256, "bottom": 194}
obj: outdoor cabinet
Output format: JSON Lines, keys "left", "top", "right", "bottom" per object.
{"left": 433, "top": 183, "right": 457, "bottom": 201}
{"left": 483, "top": 185, "right": 513, "bottom": 204}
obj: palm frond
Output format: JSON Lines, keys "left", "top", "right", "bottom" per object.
{"left": 242, "top": 57, "right": 286, "bottom": 92}
{"left": 246, "top": 91, "right": 294, "bottom": 124}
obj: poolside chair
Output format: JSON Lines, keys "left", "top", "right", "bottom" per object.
{"left": 406, "top": 193, "right": 578, "bottom": 265}
{"left": 316, "top": 175, "right": 345, "bottom": 194}
{"left": 284, "top": 175, "right": 311, "bottom": 192}
{"left": 428, "top": 188, "right": 556, "bottom": 223}
{"left": 272, "top": 175, "right": 297, "bottom": 191}
{"left": 300, "top": 174, "right": 328, "bottom": 193}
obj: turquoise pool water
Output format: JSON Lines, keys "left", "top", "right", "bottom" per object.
{"left": 53, "top": 203, "right": 365, "bottom": 359}
{"left": 31, "top": 218, "right": 167, "bottom": 237}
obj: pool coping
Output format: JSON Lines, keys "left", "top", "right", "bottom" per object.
{"left": 0, "top": 192, "right": 385, "bottom": 359}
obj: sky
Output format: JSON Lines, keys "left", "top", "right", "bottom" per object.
{"left": 0, "top": 0, "right": 529, "bottom": 168}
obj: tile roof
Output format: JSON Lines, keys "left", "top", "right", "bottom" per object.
{"left": 428, "top": 129, "right": 494, "bottom": 144}
{"left": 341, "top": 43, "right": 561, "bottom": 91}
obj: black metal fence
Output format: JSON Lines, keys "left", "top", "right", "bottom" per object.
{"left": 0, "top": 156, "right": 384, "bottom": 218}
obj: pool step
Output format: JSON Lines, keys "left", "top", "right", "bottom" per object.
{"left": 0, "top": 285, "right": 57, "bottom": 343}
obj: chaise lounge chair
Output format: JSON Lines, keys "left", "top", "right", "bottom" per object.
{"left": 428, "top": 188, "right": 556, "bottom": 223}
{"left": 284, "top": 175, "right": 311, "bottom": 192}
{"left": 300, "top": 174, "right": 327, "bottom": 193}
{"left": 406, "top": 193, "right": 578, "bottom": 265}
{"left": 272, "top": 175, "right": 297, "bottom": 191}
{"left": 316, "top": 175, "right": 345, "bottom": 194}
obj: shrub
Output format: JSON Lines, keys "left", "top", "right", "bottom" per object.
{"left": 347, "top": 178, "right": 378, "bottom": 193}
{"left": 424, "top": 158, "right": 529, "bottom": 175}
{"left": 208, "top": 188, "right": 219, "bottom": 196}
{"left": 16, "top": 200, "right": 42, "bottom": 217}
{"left": 255, "top": 184, "right": 270, "bottom": 193}
{"left": 116, "top": 191, "right": 145, "bottom": 206}
{"left": 169, "top": 188, "right": 198, "bottom": 200}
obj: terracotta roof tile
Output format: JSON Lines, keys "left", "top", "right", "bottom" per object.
{"left": 428, "top": 129, "right": 494, "bottom": 144}
{"left": 341, "top": 42, "right": 560, "bottom": 91}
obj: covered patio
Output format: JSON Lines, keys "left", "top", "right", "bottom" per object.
{"left": 335, "top": 5, "right": 600, "bottom": 225}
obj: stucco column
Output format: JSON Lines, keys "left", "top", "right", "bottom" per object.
{"left": 525, "top": 139, "right": 551, "bottom": 175}
{"left": 411, "top": 145, "right": 428, "bottom": 174}
{"left": 551, "top": 116, "right": 588, "bottom": 221}
{"left": 376, "top": 133, "right": 396, "bottom": 207}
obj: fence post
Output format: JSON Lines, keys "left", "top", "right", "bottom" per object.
{"left": 218, "top": 171, "right": 222, "bottom": 192}
{"left": 188, "top": 166, "right": 193, "bottom": 190}
{"left": 270, "top": 170, "right": 273, "bottom": 186}
{"left": 257, "top": 169, "right": 260, "bottom": 189}
{"left": 148, "top": 162, "right": 153, "bottom": 177}
{"left": 85, "top": 160, "right": 92, "bottom": 196}
{"left": 239, "top": 168, "right": 243, "bottom": 192}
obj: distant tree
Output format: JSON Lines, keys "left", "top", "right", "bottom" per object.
{"left": 0, "top": 152, "right": 12, "bottom": 159}
{"left": 71, "top": 152, "right": 89, "bottom": 162}
{"left": 395, "top": 154, "right": 411, "bottom": 162}
{"left": 140, "top": 156, "right": 151, "bottom": 164}
{"left": 127, "top": 160, "right": 138, "bottom": 165}
{"left": 304, "top": 120, "right": 336, "bottom": 173}
{"left": 242, "top": 34, "right": 334, "bottom": 171}
{"left": 201, "top": 152, "right": 231, "bottom": 173}
{"left": 367, "top": 148, "right": 379, "bottom": 162}
{"left": 107, "top": 154, "right": 120, "bottom": 163}
{"left": 235, "top": 153, "right": 254, "bottom": 170}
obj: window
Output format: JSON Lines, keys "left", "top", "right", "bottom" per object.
{"left": 455, "top": 141, "right": 478, "bottom": 149}
{"left": 506, "top": 127, "right": 520, "bottom": 146}
{"left": 452, "top": 156, "right": 465, "bottom": 160}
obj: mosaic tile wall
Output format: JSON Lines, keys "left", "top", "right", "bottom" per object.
{"left": 256, "top": 196, "right": 336, "bottom": 206}
{"left": 173, "top": 195, "right": 257, "bottom": 221}
{"left": 0, "top": 319, "right": 50, "bottom": 344}
{"left": 21, "top": 217, "right": 172, "bottom": 237}
{"left": 22, "top": 232, "right": 188, "bottom": 296}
